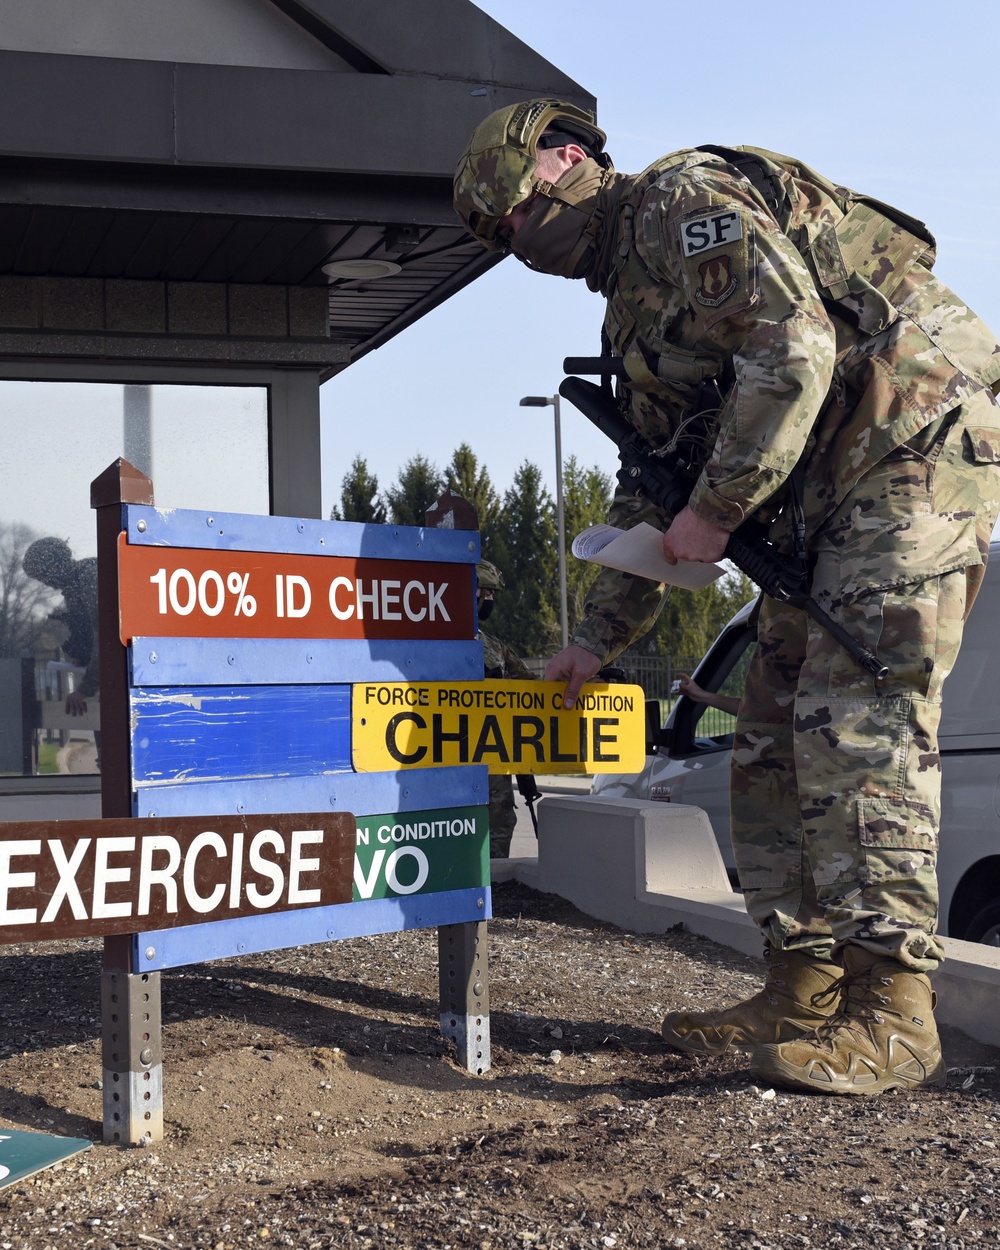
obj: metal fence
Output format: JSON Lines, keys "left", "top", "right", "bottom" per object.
{"left": 693, "top": 704, "right": 738, "bottom": 738}
{"left": 611, "top": 653, "right": 701, "bottom": 701}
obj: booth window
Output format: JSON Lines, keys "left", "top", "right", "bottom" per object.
{"left": 0, "top": 382, "right": 268, "bottom": 784}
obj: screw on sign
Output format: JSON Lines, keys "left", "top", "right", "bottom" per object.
{"left": 147, "top": 568, "right": 258, "bottom": 618}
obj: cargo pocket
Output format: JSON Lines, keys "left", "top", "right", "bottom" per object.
{"left": 813, "top": 508, "right": 979, "bottom": 606}
{"left": 856, "top": 794, "right": 938, "bottom": 909}
{"left": 960, "top": 423, "right": 1000, "bottom": 611}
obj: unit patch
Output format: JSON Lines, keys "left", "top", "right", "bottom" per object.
{"left": 680, "top": 209, "right": 743, "bottom": 257}
{"left": 674, "top": 200, "right": 754, "bottom": 319}
{"left": 696, "top": 255, "right": 738, "bottom": 307}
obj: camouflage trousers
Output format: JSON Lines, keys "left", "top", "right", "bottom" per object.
{"left": 731, "top": 392, "right": 1000, "bottom": 972}
{"left": 488, "top": 774, "right": 517, "bottom": 858}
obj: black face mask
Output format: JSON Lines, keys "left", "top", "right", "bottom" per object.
{"left": 477, "top": 598, "right": 495, "bottom": 622}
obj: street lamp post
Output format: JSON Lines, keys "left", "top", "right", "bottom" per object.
{"left": 519, "top": 394, "right": 568, "bottom": 650}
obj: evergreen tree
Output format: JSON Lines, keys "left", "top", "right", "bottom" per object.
{"left": 445, "top": 444, "right": 499, "bottom": 542}
{"left": 561, "top": 455, "right": 613, "bottom": 632}
{"left": 329, "top": 455, "right": 386, "bottom": 524}
{"left": 384, "top": 454, "right": 444, "bottom": 527}
{"left": 490, "top": 461, "right": 559, "bottom": 657}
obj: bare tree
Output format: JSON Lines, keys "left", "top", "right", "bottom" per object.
{"left": 0, "top": 521, "right": 59, "bottom": 656}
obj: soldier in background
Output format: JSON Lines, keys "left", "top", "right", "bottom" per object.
{"left": 477, "top": 560, "right": 539, "bottom": 857}
{"left": 455, "top": 100, "right": 1000, "bottom": 1094}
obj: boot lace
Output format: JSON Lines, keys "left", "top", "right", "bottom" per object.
{"left": 805, "top": 967, "right": 892, "bottom": 1049}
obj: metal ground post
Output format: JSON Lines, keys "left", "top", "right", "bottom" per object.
{"left": 101, "top": 936, "right": 164, "bottom": 1144}
{"left": 425, "top": 490, "right": 491, "bottom": 1076}
{"left": 438, "top": 921, "right": 490, "bottom": 1074}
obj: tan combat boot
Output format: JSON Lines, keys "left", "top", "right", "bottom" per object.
{"left": 754, "top": 945, "right": 946, "bottom": 1095}
{"left": 661, "top": 945, "right": 841, "bottom": 1057}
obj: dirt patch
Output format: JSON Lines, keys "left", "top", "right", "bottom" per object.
{"left": 2, "top": 881, "right": 999, "bottom": 1249}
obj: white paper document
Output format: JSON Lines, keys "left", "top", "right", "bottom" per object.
{"left": 571, "top": 522, "right": 725, "bottom": 590}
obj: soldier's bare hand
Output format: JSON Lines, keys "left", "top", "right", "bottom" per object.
{"left": 544, "top": 645, "right": 602, "bottom": 711}
{"left": 662, "top": 507, "right": 730, "bottom": 565}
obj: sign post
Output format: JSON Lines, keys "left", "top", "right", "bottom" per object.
{"left": 424, "top": 494, "right": 490, "bottom": 1072}
{"left": 92, "top": 460, "right": 162, "bottom": 1145}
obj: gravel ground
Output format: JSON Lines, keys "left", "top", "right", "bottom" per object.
{"left": 2, "top": 880, "right": 1000, "bottom": 1250}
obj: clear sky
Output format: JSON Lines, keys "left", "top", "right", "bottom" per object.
{"left": 319, "top": 0, "right": 1000, "bottom": 517}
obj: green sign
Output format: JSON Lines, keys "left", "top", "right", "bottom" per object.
{"left": 0, "top": 1129, "right": 91, "bottom": 1189}
{"left": 353, "top": 805, "right": 488, "bottom": 901}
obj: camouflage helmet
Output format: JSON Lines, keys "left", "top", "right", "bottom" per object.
{"left": 454, "top": 98, "right": 608, "bottom": 251}
{"left": 476, "top": 559, "right": 505, "bottom": 591}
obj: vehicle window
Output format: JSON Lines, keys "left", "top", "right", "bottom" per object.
{"left": 667, "top": 622, "right": 756, "bottom": 758}
{"left": 693, "top": 642, "right": 755, "bottom": 740}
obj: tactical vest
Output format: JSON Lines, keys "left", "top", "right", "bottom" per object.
{"left": 604, "top": 146, "right": 943, "bottom": 372}
{"left": 602, "top": 146, "right": 1000, "bottom": 492}
{"left": 710, "top": 146, "right": 953, "bottom": 340}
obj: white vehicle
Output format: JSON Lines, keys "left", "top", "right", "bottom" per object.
{"left": 594, "top": 540, "right": 1000, "bottom": 946}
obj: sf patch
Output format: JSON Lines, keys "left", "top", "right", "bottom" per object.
{"left": 680, "top": 209, "right": 743, "bottom": 257}
{"left": 697, "top": 255, "right": 738, "bottom": 307}
{"left": 677, "top": 201, "right": 754, "bottom": 317}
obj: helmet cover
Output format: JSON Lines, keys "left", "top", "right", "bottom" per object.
{"left": 476, "top": 559, "right": 505, "bottom": 591}
{"left": 454, "top": 98, "right": 606, "bottom": 250}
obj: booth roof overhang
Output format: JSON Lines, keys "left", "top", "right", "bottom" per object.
{"left": 0, "top": 0, "right": 594, "bottom": 374}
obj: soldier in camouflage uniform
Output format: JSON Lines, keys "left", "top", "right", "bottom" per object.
{"left": 477, "top": 560, "right": 536, "bottom": 857}
{"left": 454, "top": 100, "right": 1000, "bottom": 1095}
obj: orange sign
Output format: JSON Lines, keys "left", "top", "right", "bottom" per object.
{"left": 117, "top": 534, "right": 475, "bottom": 643}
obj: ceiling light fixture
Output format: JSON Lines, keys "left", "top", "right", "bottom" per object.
{"left": 321, "top": 259, "right": 402, "bottom": 280}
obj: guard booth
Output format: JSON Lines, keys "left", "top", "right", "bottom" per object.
{"left": 0, "top": 0, "right": 594, "bottom": 824}
{"left": 0, "top": 0, "right": 597, "bottom": 1150}
{"left": 0, "top": 0, "right": 598, "bottom": 1153}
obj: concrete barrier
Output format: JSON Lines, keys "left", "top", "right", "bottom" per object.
{"left": 534, "top": 795, "right": 760, "bottom": 952}
{"left": 935, "top": 935, "right": 1000, "bottom": 1047}
{"left": 503, "top": 794, "right": 1000, "bottom": 1049}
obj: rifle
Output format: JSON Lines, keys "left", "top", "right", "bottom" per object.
{"left": 559, "top": 360, "right": 889, "bottom": 680}
{"left": 515, "top": 774, "right": 541, "bottom": 836}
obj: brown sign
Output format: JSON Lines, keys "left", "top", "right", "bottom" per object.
{"left": 117, "top": 534, "right": 474, "bottom": 643}
{"left": 0, "top": 813, "right": 355, "bottom": 943}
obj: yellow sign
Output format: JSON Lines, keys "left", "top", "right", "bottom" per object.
{"left": 351, "top": 680, "right": 646, "bottom": 775}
